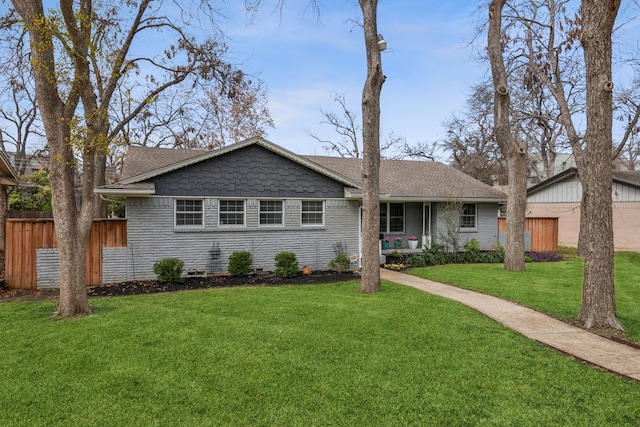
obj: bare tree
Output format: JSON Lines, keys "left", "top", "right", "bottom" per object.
{"left": 440, "top": 84, "right": 507, "bottom": 185}
{"left": 0, "top": 23, "right": 45, "bottom": 176}
{"left": 488, "top": 0, "right": 527, "bottom": 271}
{"left": 308, "top": 92, "right": 402, "bottom": 159}
{"left": 308, "top": 93, "right": 361, "bottom": 158}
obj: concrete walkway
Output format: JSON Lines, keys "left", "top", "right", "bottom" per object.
{"left": 380, "top": 268, "right": 640, "bottom": 382}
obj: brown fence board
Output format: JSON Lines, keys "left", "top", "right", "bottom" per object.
{"left": 498, "top": 217, "right": 558, "bottom": 253}
{"left": 5, "top": 218, "right": 127, "bottom": 290}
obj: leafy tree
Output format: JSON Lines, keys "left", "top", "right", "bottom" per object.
{"left": 5, "top": 0, "right": 259, "bottom": 316}
{"left": 8, "top": 169, "right": 51, "bottom": 211}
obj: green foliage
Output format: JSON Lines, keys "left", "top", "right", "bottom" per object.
{"left": 421, "top": 243, "right": 448, "bottom": 266}
{"left": 152, "top": 258, "right": 185, "bottom": 284}
{"left": 274, "top": 251, "right": 299, "bottom": 278}
{"left": 9, "top": 170, "right": 52, "bottom": 211}
{"left": 328, "top": 253, "right": 351, "bottom": 273}
{"left": 406, "top": 254, "right": 426, "bottom": 268}
{"left": 106, "top": 196, "right": 126, "bottom": 218}
{"left": 228, "top": 251, "right": 252, "bottom": 277}
{"left": 464, "top": 238, "right": 481, "bottom": 255}
{"left": 390, "top": 250, "right": 401, "bottom": 258}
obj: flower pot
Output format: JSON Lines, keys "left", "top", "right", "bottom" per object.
{"left": 394, "top": 241, "right": 402, "bottom": 249}
{"left": 381, "top": 241, "right": 390, "bottom": 250}
{"left": 408, "top": 240, "right": 418, "bottom": 249}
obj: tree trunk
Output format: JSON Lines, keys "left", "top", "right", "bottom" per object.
{"left": 488, "top": 0, "right": 526, "bottom": 271}
{"left": 575, "top": 0, "right": 623, "bottom": 330}
{"left": 358, "top": 0, "right": 385, "bottom": 293}
{"left": 13, "top": 0, "right": 92, "bottom": 317}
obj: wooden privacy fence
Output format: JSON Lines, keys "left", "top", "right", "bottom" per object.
{"left": 5, "top": 218, "right": 127, "bottom": 290}
{"left": 498, "top": 217, "right": 558, "bottom": 253}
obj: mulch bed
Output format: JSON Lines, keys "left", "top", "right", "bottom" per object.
{"left": 0, "top": 270, "right": 357, "bottom": 302}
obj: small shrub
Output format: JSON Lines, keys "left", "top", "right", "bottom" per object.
{"left": 228, "top": 251, "right": 252, "bottom": 277}
{"left": 329, "top": 253, "right": 351, "bottom": 273}
{"left": 464, "top": 238, "right": 481, "bottom": 254}
{"left": 406, "top": 254, "right": 426, "bottom": 267}
{"left": 422, "top": 243, "right": 447, "bottom": 266}
{"left": 153, "top": 258, "right": 185, "bottom": 284}
{"left": 274, "top": 251, "right": 299, "bottom": 278}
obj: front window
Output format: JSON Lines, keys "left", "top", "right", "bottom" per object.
{"left": 219, "top": 200, "right": 244, "bottom": 226}
{"left": 260, "top": 200, "right": 283, "bottom": 225}
{"left": 380, "top": 202, "right": 404, "bottom": 232}
{"left": 175, "top": 199, "right": 203, "bottom": 226}
{"left": 460, "top": 203, "right": 477, "bottom": 229}
{"left": 302, "top": 200, "right": 324, "bottom": 225}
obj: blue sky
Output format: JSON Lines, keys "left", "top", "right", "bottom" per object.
{"left": 221, "top": 1, "right": 488, "bottom": 156}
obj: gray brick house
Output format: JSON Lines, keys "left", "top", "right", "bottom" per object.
{"left": 95, "top": 137, "right": 506, "bottom": 282}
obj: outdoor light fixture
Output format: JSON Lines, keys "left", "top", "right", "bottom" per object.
{"left": 377, "top": 34, "right": 387, "bottom": 51}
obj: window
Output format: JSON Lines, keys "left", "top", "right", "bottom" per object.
{"left": 302, "top": 200, "right": 324, "bottom": 225}
{"left": 219, "top": 200, "right": 244, "bottom": 225}
{"left": 460, "top": 203, "right": 477, "bottom": 229}
{"left": 379, "top": 202, "right": 404, "bottom": 232}
{"left": 175, "top": 199, "right": 203, "bottom": 226}
{"left": 260, "top": 200, "right": 283, "bottom": 225}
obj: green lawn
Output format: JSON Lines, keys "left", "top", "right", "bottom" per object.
{"left": 1, "top": 282, "right": 640, "bottom": 426}
{"left": 409, "top": 251, "right": 640, "bottom": 343}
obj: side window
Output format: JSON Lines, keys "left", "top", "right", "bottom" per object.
{"left": 301, "top": 200, "right": 324, "bottom": 225}
{"left": 460, "top": 203, "right": 477, "bottom": 229}
{"left": 260, "top": 200, "right": 283, "bottom": 225}
{"left": 219, "top": 200, "right": 245, "bottom": 226}
{"left": 175, "top": 199, "right": 203, "bottom": 226}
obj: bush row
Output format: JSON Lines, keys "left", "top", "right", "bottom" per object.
{"left": 153, "top": 250, "right": 352, "bottom": 283}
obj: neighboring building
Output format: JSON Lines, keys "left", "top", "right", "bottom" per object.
{"left": 526, "top": 168, "right": 640, "bottom": 251}
{"left": 527, "top": 152, "right": 576, "bottom": 186}
{"left": 91, "top": 137, "right": 506, "bottom": 282}
{"left": 4, "top": 151, "right": 48, "bottom": 177}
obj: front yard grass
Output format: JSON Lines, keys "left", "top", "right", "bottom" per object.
{"left": 409, "top": 251, "right": 640, "bottom": 343}
{"left": 1, "top": 281, "right": 640, "bottom": 426}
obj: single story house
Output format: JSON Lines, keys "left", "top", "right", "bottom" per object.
{"left": 526, "top": 167, "right": 640, "bottom": 252}
{"left": 93, "top": 137, "right": 506, "bottom": 282}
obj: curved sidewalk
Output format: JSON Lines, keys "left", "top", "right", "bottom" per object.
{"left": 380, "top": 268, "right": 640, "bottom": 382}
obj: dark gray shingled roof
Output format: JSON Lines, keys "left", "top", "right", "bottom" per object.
{"left": 110, "top": 139, "right": 507, "bottom": 201}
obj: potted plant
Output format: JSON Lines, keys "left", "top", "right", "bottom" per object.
{"left": 408, "top": 235, "right": 418, "bottom": 249}
{"left": 381, "top": 237, "right": 390, "bottom": 250}
{"left": 393, "top": 236, "right": 402, "bottom": 249}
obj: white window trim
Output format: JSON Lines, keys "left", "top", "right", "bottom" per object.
{"left": 219, "top": 199, "right": 246, "bottom": 227}
{"left": 459, "top": 203, "right": 478, "bottom": 231}
{"left": 174, "top": 198, "right": 204, "bottom": 227}
{"left": 259, "top": 199, "right": 285, "bottom": 226}
{"left": 301, "top": 200, "right": 325, "bottom": 226}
